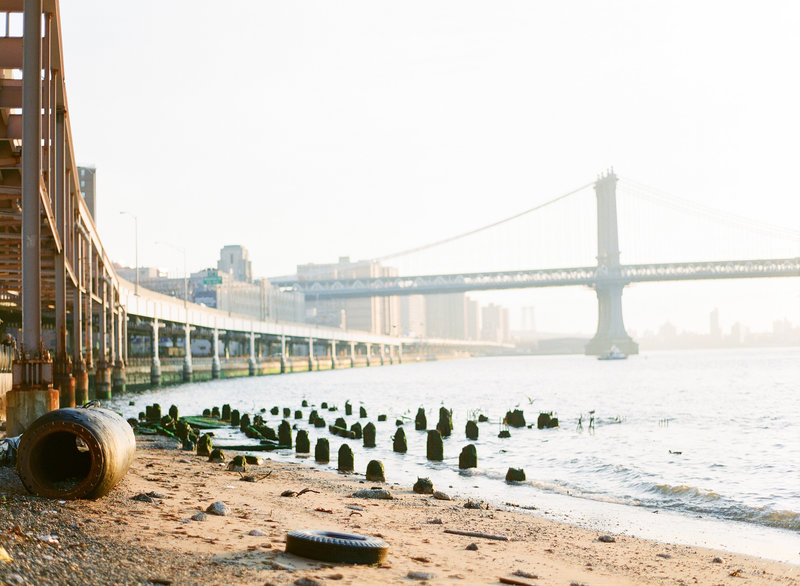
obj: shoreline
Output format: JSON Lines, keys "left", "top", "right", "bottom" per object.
{"left": 1, "top": 435, "right": 798, "bottom": 585}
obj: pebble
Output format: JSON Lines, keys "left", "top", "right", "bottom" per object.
{"left": 657, "top": 553, "right": 672, "bottom": 559}
{"left": 351, "top": 489, "right": 393, "bottom": 499}
{"left": 345, "top": 505, "right": 365, "bottom": 511}
{"left": 598, "top": 535, "right": 616, "bottom": 543}
{"left": 712, "top": 557, "right": 723, "bottom": 563}
{"left": 293, "top": 578, "right": 321, "bottom": 586}
{"left": 191, "top": 512, "right": 208, "bottom": 521}
{"left": 432, "top": 491, "right": 451, "bottom": 501}
{"left": 465, "top": 543, "right": 478, "bottom": 551}
{"left": 206, "top": 501, "right": 231, "bottom": 516}
{"left": 464, "top": 500, "right": 488, "bottom": 510}
{"left": 427, "top": 518, "right": 443, "bottom": 524}
{"left": 248, "top": 529, "right": 266, "bottom": 536}
{"left": 408, "top": 571, "right": 435, "bottom": 580}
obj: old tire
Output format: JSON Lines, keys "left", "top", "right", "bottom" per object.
{"left": 285, "top": 530, "right": 389, "bottom": 564}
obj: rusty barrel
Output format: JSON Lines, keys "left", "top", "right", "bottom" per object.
{"left": 16, "top": 406, "right": 136, "bottom": 499}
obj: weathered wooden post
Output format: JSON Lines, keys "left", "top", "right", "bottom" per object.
{"left": 426, "top": 430, "right": 443, "bottom": 461}
{"left": 338, "top": 444, "right": 354, "bottom": 472}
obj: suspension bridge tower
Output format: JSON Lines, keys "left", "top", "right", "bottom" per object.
{"left": 585, "top": 170, "right": 639, "bottom": 355}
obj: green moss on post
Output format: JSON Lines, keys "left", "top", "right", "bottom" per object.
{"left": 393, "top": 427, "right": 408, "bottom": 453}
{"left": 294, "top": 410, "right": 303, "bottom": 420}
{"left": 211, "top": 406, "right": 221, "bottom": 419}
{"left": 437, "top": 407, "right": 453, "bottom": 437}
{"left": 377, "top": 414, "right": 387, "bottom": 422}
{"left": 197, "top": 433, "right": 213, "bottom": 457}
{"left": 296, "top": 429, "right": 310, "bottom": 453}
{"left": 345, "top": 401, "right": 353, "bottom": 416}
{"left": 350, "top": 422, "right": 363, "bottom": 439}
{"left": 202, "top": 408, "right": 211, "bottom": 418}
{"left": 278, "top": 420, "right": 293, "bottom": 448}
{"left": 230, "top": 409, "right": 240, "bottom": 427}
{"left": 301, "top": 399, "right": 308, "bottom": 407}
{"left": 209, "top": 447, "right": 225, "bottom": 462}
{"left": 465, "top": 420, "right": 479, "bottom": 440}
{"left": 338, "top": 443, "right": 354, "bottom": 472}
{"left": 506, "top": 467, "right": 526, "bottom": 482}
{"left": 426, "top": 430, "right": 444, "bottom": 461}
{"left": 315, "top": 438, "right": 330, "bottom": 462}
{"left": 221, "top": 404, "right": 231, "bottom": 421}
{"left": 415, "top": 407, "right": 427, "bottom": 430}
{"left": 365, "top": 460, "right": 385, "bottom": 482}
{"left": 363, "top": 422, "right": 377, "bottom": 447}
{"left": 334, "top": 417, "right": 347, "bottom": 429}
{"left": 270, "top": 406, "right": 279, "bottom": 415}
{"left": 239, "top": 413, "right": 251, "bottom": 432}
{"left": 359, "top": 406, "right": 367, "bottom": 418}
{"left": 459, "top": 444, "right": 478, "bottom": 469}
{"left": 283, "top": 407, "right": 291, "bottom": 418}
{"left": 168, "top": 405, "right": 179, "bottom": 421}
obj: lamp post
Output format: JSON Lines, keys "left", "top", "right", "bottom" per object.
{"left": 119, "top": 211, "right": 139, "bottom": 295}
{"left": 156, "top": 240, "right": 191, "bottom": 381}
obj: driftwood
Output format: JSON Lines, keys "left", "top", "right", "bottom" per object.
{"left": 443, "top": 529, "right": 509, "bottom": 541}
{"left": 499, "top": 577, "right": 535, "bottom": 586}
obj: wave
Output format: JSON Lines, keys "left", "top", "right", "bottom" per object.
{"left": 641, "top": 482, "right": 800, "bottom": 531}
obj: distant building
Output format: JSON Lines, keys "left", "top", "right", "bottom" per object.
{"left": 425, "top": 293, "right": 468, "bottom": 339}
{"left": 218, "top": 245, "right": 252, "bottom": 283}
{"left": 78, "top": 166, "right": 96, "bottom": 221}
{"left": 399, "top": 295, "right": 426, "bottom": 337}
{"left": 298, "top": 257, "right": 399, "bottom": 335}
{"left": 481, "top": 303, "right": 510, "bottom": 343}
{"left": 466, "top": 298, "right": 480, "bottom": 340}
{"left": 709, "top": 308, "right": 721, "bottom": 339}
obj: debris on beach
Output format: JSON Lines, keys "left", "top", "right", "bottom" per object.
{"left": 598, "top": 534, "right": 616, "bottom": 543}
{"left": 444, "top": 528, "right": 509, "bottom": 541}
{"left": 205, "top": 501, "right": 230, "bottom": 516}
{"left": 351, "top": 489, "right": 393, "bottom": 500}
{"left": 464, "top": 500, "right": 489, "bottom": 510}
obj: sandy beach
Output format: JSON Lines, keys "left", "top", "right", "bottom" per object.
{"left": 0, "top": 433, "right": 798, "bottom": 585}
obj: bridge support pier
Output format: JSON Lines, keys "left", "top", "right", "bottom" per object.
{"left": 350, "top": 342, "right": 355, "bottom": 368}
{"left": 182, "top": 323, "right": 193, "bottom": 382}
{"left": 248, "top": 329, "right": 257, "bottom": 376}
{"left": 53, "top": 353, "right": 75, "bottom": 408}
{"left": 585, "top": 282, "right": 639, "bottom": 355}
{"left": 211, "top": 328, "right": 221, "bottom": 378}
{"left": 308, "top": 337, "right": 314, "bottom": 371}
{"left": 280, "top": 335, "right": 287, "bottom": 374}
{"left": 365, "top": 345, "right": 371, "bottom": 367}
{"left": 150, "top": 318, "right": 161, "bottom": 386}
{"left": 330, "top": 340, "right": 336, "bottom": 370}
{"left": 73, "top": 359, "right": 88, "bottom": 405}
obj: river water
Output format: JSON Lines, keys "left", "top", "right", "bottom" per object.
{"left": 104, "top": 347, "right": 800, "bottom": 564}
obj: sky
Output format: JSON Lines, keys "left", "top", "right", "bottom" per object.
{"left": 55, "top": 1, "right": 800, "bottom": 336}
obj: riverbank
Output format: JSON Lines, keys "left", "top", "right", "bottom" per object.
{"left": 0, "top": 434, "right": 797, "bottom": 585}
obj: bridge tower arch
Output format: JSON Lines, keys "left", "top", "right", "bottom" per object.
{"left": 585, "top": 170, "right": 639, "bottom": 355}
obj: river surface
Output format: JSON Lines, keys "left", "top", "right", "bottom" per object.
{"left": 105, "top": 347, "right": 800, "bottom": 564}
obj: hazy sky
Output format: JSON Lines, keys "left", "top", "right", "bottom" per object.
{"left": 56, "top": 1, "right": 800, "bottom": 335}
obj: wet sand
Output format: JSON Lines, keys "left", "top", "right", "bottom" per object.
{"left": 0, "top": 434, "right": 798, "bottom": 585}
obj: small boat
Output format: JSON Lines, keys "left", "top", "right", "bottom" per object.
{"left": 597, "top": 346, "right": 627, "bottom": 361}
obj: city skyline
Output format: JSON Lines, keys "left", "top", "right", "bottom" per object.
{"left": 55, "top": 1, "right": 800, "bottom": 337}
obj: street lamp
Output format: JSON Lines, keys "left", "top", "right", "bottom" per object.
{"left": 119, "top": 211, "right": 139, "bottom": 295}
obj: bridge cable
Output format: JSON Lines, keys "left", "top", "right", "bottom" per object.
{"left": 372, "top": 181, "right": 594, "bottom": 263}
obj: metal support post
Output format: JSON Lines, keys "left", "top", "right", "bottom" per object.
{"left": 8, "top": 0, "right": 58, "bottom": 436}
{"left": 73, "top": 235, "right": 88, "bottom": 403}
{"left": 330, "top": 340, "right": 336, "bottom": 370}
{"left": 307, "top": 337, "right": 314, "bottom": 371}
{"left": 94, "top": 280, "right": 111, "bottom": 399}
{"left": 53, "top": 101, "right": 74, "bottom": 407}
{"left": 379, "top": 345, "right": 385, "bottom": 366}
{"left": 365, "top": 344, "right": 371, "bottom": 367}
{"left": 350, "top": 342, "right": 356, "bottom": 368}
{"left": 280, "top": 335, "right": 287, "bottom": 374}
{"left": 112, "top": 305, "right": 126, "bottom": 394}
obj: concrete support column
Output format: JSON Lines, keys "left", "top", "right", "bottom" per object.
{"left": 379, "top": 345, "right": 385, "bottom": 366}
{"left": 8, "top": 0, "right": 59, "bottom": 437}
{"left": 280, "top": 335, "right": 287, "bottom": 374}
{"left": 585, "top": 281, "right": 638, "bottom": 355}
{"left": 84, "top": 245, "right": 93, "bottom": 371}
{"left": 350, "top": 342, "right": 356, "bottom": 368}
{"left": 388, "top": 345, "right": 394, "bottom": 365}
{"left": 365, "top": 344, "right": 372, "bottom": 367}
{"left": 211, "top": 328, "right": 221, "bottom": 378}
{"left": 94, "top": 280, "right": 111, "bottom": 399}
{"left": 397, "top": 344, "right": 403, "bottom": 364}
{"left": 330, "top": 340, "right": 336, "bottom": 370}
{"left": 182, "top": 322, "right": 193, "bottom": 382}
{"left": 248, "top": 328, "right": 257, "bottom": 376}
{"left": 112, "top": 305, "right": 126, "bottom": 394}
{"left": 150, "top": 318, "right": 161, "bottom": 385}
{"left": 307, "top": 337, "right": 314, "bottom": 371}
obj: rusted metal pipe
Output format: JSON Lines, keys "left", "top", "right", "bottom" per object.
{"left": 16, "top": 406, "right": 135, "bottom": 499}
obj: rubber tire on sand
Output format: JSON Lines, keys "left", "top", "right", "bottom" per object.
{"left": 285, "top": 530, "right": 389, "bottom": 564}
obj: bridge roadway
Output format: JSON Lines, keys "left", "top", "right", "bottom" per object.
{"left": 271, "top": 257, "right": 800, "bottom": 298}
